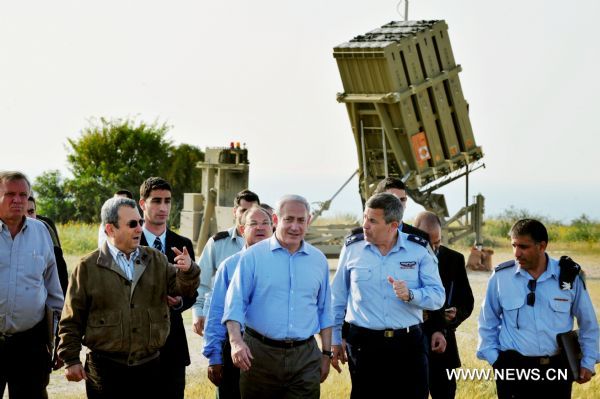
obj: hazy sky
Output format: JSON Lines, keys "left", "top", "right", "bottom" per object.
{"left": 1, "top": 0, "right": 598, "bottom": 222}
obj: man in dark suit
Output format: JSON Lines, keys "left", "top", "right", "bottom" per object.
{"left": 415, "top": 211, "right": 474, "bottom": 399}
{"left": 139, "top": 177, "right": 197, "bottom": 399}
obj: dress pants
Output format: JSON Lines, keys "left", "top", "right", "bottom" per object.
{"left": 346, "top": 324, "right": 429, "bottom": 399}
{"left": 239, "top": 332, "right": 321, "bottom": 399}
{"left": 85, "top": 352, "right": 160, "bottom": 399}
{"left": 217, "top": 338, "right": 241, "bottom": 399}
{"left": 494, "top": 350, "right": 572, "bottom": 399}
{"left": 0, "top": 320, "right": 50, "bottom": 399}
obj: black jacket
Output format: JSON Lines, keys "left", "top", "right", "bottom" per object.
{"left": 141, "top": 229, "right": 196, "bottom": 366}
{"left": 424, "top": 245, "right": 474, "bottom": 368}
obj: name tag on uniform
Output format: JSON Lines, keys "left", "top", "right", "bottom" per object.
{"left": 400, "top": 261, "right": 416, "bottom": 269}
{"left": 553, "top": 297, "right": 569, "bottom": 302}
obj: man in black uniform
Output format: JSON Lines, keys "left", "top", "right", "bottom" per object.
{"left": 415, "top": 211, "right": 474, "bottom": 399}
{"left": 138, "top": 177, "right": 196, "bottom": 399}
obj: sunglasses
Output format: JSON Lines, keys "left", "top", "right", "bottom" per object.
{"left": 124, "top": 219, "right": 144, "bottom": 229}
{"left": 526, "top": 279, "right": 536, "bottom": 306}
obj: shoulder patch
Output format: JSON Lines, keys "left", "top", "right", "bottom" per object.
{"left": 212, "top": 231, "right": 230, "bottom": 241}
{"left": 345, "top": 233, "right": 364, "bottom": 246}
{"left": 559, "top": 256, "right": 585, "bottom": 290}
{"left": 407, "top": 234, "right": 428, "bottom": 248}
{"left": 495, "top": 260, "right": 515, "bottom": 272}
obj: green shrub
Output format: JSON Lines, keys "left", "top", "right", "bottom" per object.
{"left": 57, "top": 222, "right": 98, "bottom": 255}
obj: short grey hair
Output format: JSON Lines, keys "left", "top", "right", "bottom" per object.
{"left": 101, "top": 197, "right": 137, "bottom": 227}
{"left": 276, "top": 194, "right": 310, "bottom": 216}
{"left": 365, "top": 193, "right": 403, "bottom": 224}
{"left": 0, "top": 171, "right": 31, "bottom": 192}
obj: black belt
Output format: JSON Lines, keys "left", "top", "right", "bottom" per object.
{"left": 349, "top": 323, "right": 421, "bottom": 338}
{"left": 245, "top": 327, "right": 312, "bottom": 348}
{"left": 502, "top": 350, "right": 562, "bottom": 366}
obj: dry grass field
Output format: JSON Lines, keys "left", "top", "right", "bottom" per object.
{"left": 31, "top": 225, "right": 600, "bottom": 399}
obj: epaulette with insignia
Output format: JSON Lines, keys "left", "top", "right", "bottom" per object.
{"left": 345, "top": 233, "right": 364, "bottom": 246}
{"left": 559, "top": 256, "right": 586, "bottom": 290}
{"left": 212, "top": 231, "right": 230, "bottom": 241}
{"left": 494, "top": 260, "right": 515, "bottom": 272}
{"left": 407, "top": 234, "right": 428, "bottom": 248}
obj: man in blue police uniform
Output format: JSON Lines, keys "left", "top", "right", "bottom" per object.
{"left": 223, "top": 195, "right": 333, "bottom": 399}
{"left": 203, "top": 205, "right": 273, "bottom": 398}
{"left": 477, "top": 218, "right": 599, "bottom": 398}
{"left": 192, "top": 189, "right": 259, "bottom": 336}
{"left": 415, "top": 211, "right": 474, "bottom": 399}
{"left": 331, "top": 193, "right": 445, "bottom": 399}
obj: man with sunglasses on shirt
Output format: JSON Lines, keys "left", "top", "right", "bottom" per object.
{"left": 477, "top": 219, "right": 599, "bottom": 398}
{"left": 58, "top": 197, "right": 200, "bottom": 398}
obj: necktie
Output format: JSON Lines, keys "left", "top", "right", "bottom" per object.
{"left": 153, "top": 236, "right": 163, "bottom": 253}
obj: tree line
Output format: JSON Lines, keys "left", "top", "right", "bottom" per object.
{"left": 33, "top": 117, "right": 204, "bottom": 227}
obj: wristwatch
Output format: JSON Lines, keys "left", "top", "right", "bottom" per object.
{"left": 405, "top": 289, "right": 414, "bottom": 303}
{"left": 322, "top": 350, "right": 334, "bottom": 359}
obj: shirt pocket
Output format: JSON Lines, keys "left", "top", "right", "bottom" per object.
{"left": 349, "top": 266, "right": 371, "bottom": 282}
{"left": 549, "top": 296, "right": 572, "bottom": 331}
{"left": 85, "top": 310, "right": 124, "bottom": 352}
{"left": 348, "top": 266, "right": 372, "bottom": 303}
{"left": 500, "top": 297, "right": 525, "bottom": 328}
{"left": 22, "top": 252, "right": 46, "bottom": 287}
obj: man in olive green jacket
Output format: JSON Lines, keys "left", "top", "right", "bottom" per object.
{"left": 58, "top": 197, "right": 200, "bottom": 398}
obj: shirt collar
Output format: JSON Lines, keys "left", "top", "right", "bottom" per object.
{"left": 0, "top": 216, "right": 28, "bottom": 234}
{"left": 365, "top": 230, "right": 404, "bottom": 253}
{"left": 142, "top": 228, "right": 166, "bottom": 246}
{"left": 269, "top": 234, "right": 309, "bottom": 255}
{"left": 230, "top": 225, "right": 242, "bottom": 240}
{"left": 515, "top": 253, "right": 557, "bottom": 281}
{"left": 106, "top": 240, "right": 140, "bottom": 262}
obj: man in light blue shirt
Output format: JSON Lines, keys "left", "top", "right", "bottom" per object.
{"left": 192, "top": 189, "right": 259, "bottom": 336}
{"left": 477, "top": 218, "right": 599, "bottom": 398}
{"left": 223, "top": 194, "right": 333, "bottom": 399}
{"left": 203, "top": 205, "right": 273, "bottom": 398}
{"left": 331, "top": 192, "right": 445, "bottom": 399}
{"left": 0, "top": 171, "right": 64, "bottom": 398}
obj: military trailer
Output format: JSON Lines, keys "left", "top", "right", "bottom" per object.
{"left": 333, "top": 20, "right": 485, "bottom": 244}
{"left": 179, "top": 143, "right": 250, "bottom": 256}
{"left": 180, "top": 19, "right": 486, "bottom": 256}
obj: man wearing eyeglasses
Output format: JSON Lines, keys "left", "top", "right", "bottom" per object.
{"left": 477, "top": 219, "right": 599, "bottom": 398}
{"left": 203, "top": 205, "right": 273, "bottom": 398}
{"left": 58, "top": 197, "right": 200, "bottom": 398}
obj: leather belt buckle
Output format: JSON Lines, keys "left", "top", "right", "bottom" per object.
{"left": 539, "top": 357, "right": 550, "bottom": 365}
{"left": 384, "top": 330, "right": 394, "bottom": 338}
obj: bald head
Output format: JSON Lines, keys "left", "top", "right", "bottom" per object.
{"left": 414, "top": 211, "right": 442, "bottom": 252}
